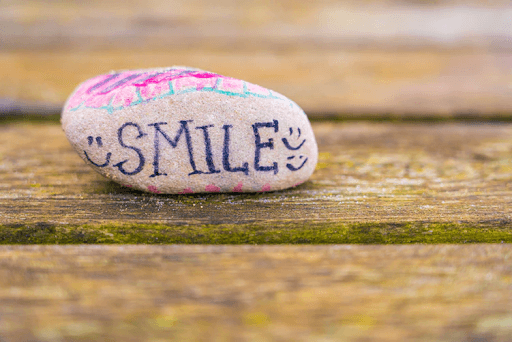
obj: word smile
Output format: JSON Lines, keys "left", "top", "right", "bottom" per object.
{"left": 83, "top": 119, "right": 309, "bottom": 177}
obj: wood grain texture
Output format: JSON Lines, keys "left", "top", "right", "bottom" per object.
{"left": 1, "top": 49, "right": 512, "bottom": 117}
{"left": 0, "top": 245, "right": 511, "bottom": 341}
{"left": 1, "top": 0, "right": 511, "bottom": 116}
{"left": 2, "top": 0, "right": 511, "bottom": 51}
{"left": 1, "top": 122, "right": 510, "bottom": 230}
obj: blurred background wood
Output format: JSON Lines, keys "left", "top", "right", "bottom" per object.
{"left": 1, "top": 0, "right": 511, "bottom": 117}
{"left": 1, "top": 245, "right": 512, "bottom": 341}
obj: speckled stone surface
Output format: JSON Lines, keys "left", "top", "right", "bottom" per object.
{"left": 61, "top": 67, "right": 318, "bottom": 194}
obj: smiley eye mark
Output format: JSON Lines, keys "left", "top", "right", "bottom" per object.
{"left": 88, "top": 136, "right": 104, "bottom": 147}
{"left": 288, "top": 127, "right": 302, "bottom": 137}
{"left": 283, "top": 127, "right": 308, "bottom": 171}
{"left": 282, "top": 127, "right": 306, "bottom": 150}
{"left": 84, "top": 135, "right": 112, "bottom": 167}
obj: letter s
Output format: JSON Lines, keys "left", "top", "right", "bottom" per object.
{"left": 113, "top": 122, "right": 147, "bottom": 175}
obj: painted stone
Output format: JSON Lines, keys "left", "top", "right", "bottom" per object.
{"left": 61, "top": 66, "right": 318, "bottom": 194}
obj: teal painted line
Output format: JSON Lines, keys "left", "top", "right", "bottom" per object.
{"left": 129, "top": 88, "right": 145, "bottom": 106}
{"left": 157, "top": 81, "right": 175, "bottom": 99}
{"left": 177, "top": 88, "right": 197, "bottom": 95}
{"left": 69, "top": 101, "right": 84, "bottom": 112}
{"left": 98, "top": 95, "right": 115, "bottom": 115}
{"left": 245, "top": 92, "right": 269, "bottom": 98}
{"left": 212, "top": 89, "right": 248, "bottom": 98}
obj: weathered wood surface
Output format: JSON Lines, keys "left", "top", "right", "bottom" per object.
{"left": 2, "top": 50, "right": 512, "bottom": 117}
{"left": 0, "top": 121, "right": 511, "bottom": 243}
{"left": 1, "top": 0, "right": 511, "bottom": 116}
{"left": 0, "top": 245, "right": 511, "bottom": 341}
{"left": 3, "top": 0, "right": 511, "bottom": 51}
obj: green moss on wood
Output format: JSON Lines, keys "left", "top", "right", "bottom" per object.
{"left": 0, "top": 114, "right": 61, "bottom": 124}
{"left": 1, "top": 221, "right": 511, "bottom": 244}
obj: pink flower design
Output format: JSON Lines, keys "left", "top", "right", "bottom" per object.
{"left": 111, "top": 86, "right": 139, "bottom": 107}
{"left": 67, "top": 74, "right": 111, "bottom": 109}
{"left": 85, "top": 92, "right": 113, "bottom": 108}
{"left": 174, "top": 77, "right": 200, "bottom": 92}
{"left": 246, "top": 82, "right": 268, "bottom": 96}
{"left": 260, "top": 183, "right": 271, "bottom": 192}
{"left": 219, "top": 78, "right": 243, "bottom": 92}
{"left": 205, "top": 184, "right": 221, "bottom": 192}
{"left": 67, "top": 67, "right": 292, "bottom": 113}
{"left": 147, "top": 185, "right": 161, "bottom": 194}
{"left": 178, "top": 187, "right": 194, "bottom": 194}
{"left": 139, "top": 81, "right": 167, "bottom": 101}
{"left": 232, "top": 182, "right": 243, "bottom": 192}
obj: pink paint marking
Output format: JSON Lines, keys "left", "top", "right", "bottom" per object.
{"left": 195, "top": 76, "right": 217, "bottom": 91}
{"left": 139, "top": 81, "right": 167, "bottom": 101}
{"left": 174, "top": 77, "right": 201, "bottom": 91}
{"left": 219, "top": 78, "right": 244, "bottom": 92}
{"left": 147, "top": 185, "right": 161, "bottom": 194}
{"left": 205, "top": 184, "right": 221, "bottom": 193}
{"left": 190, "top": 72, "right": 220, "bottom": 79}
{"left": 131, "top": 69, "right": 217, "bottom": 89}
{"left": 232, "top": 182, "right": 243, "bottom": 192}
{"left": 67, "top": 74, "right": 109, "bottom": 108}
{"left": 260, "top": 183, "right": 271, "bottom": 192}
{"left": 246, "top": 82, "right": 268, "bottom": 96}
{"left": 68, "top": 67, "right": 248, "bottom": 111}
{"left": 178, "top": 187, "right": 194, "bottom": 194}
{"left": 293, "top": 181, "right": 305, "bottom": 187}
{"left": 84, "top": 92, "right": 114, "bottom": 108}
{"left": 132, "top": 68, "right": 187, "bottom": 87}
{"left": 92, "top": 71, "right": 142, "bottom": 95}
{"left": 111, "top": 86, "right": 139, "bottom": 107}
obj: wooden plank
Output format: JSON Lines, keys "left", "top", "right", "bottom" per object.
{"left": 1, "top": 0, "right": 511, "bottom": 116}
{"left": 1, "top": 245, "right": 511, "bottom": 341}
{"left": 2, "top": 0, "right": 511, "bottom": 51}
{"left": 1, "top": 121, "right": 511, "bottom": 243}
{"left": 1, "top": 49, "right": 511, "bottom": 117}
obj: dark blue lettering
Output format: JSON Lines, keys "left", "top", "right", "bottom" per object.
{"left": 222, "top": 125, "right": 249, "bottom": 175}
{"left": 196, "top": 125, "right": 221, "bottom": 174}
{"left": 252, "top": 120, "right": 279, "bottom": 175}
{"left": 148, "top": 120, "right": 202, "bottom": 177}
{"left": 112, "top": 122, "right": 147, "bottom": 175}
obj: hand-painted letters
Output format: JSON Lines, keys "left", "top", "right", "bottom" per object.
{"left": 222, "top": 124, "right": 249, "bottom": 175}
{"left": 112, "top": 122, "right": 146, "bottom": 175}
{"left": 82, "top": 119, "right": 309, "bottom": 177}
{"left": 148, "top": 120, "right": 200, "bottom": 177}
{"left": 252, "top": 120, "right": 279, "bottom": 175}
